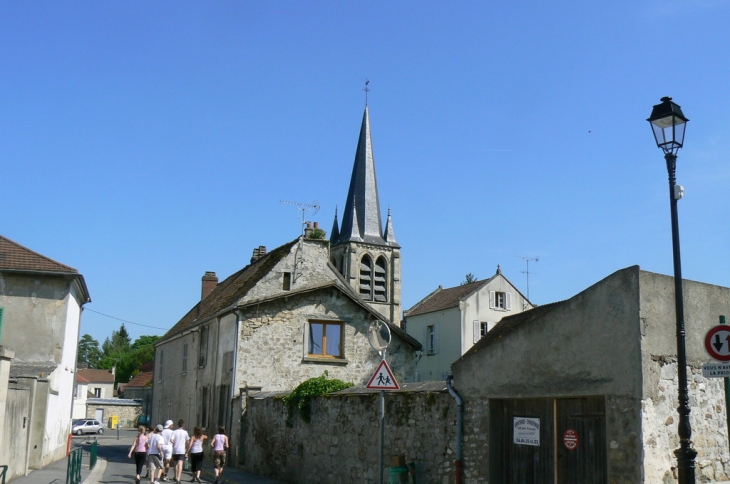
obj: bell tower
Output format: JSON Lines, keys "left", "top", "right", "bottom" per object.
{"left": 330, "top": 105, "right": 402, "bottom": 324}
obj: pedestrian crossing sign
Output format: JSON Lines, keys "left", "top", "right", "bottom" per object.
{"left": 366, "top": 359, "right": 400, "bottom": 390}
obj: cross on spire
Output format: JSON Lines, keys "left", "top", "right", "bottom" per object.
{"left": 363, "top": 79, "right": 370, "bottom": 106}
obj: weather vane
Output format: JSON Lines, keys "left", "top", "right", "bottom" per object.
{"left": 364, "top": 79, "right": 370, "bottom": 105}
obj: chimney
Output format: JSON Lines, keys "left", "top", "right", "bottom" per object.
{"left": 304, "top": 221, "right": 313, "bottom": 238}
{"left": 250, "top": 246, "right": 267, "bottom": 264}
{"left": 201, "top": 271, "right": 218, "bottom": 300}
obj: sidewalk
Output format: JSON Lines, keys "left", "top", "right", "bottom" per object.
{"left": 9, "top": 453, "right": 284, "bottom": 484}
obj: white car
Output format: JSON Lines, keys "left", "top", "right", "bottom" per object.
{"left": 72, "top": 419, "right": 104, "bottom": 435}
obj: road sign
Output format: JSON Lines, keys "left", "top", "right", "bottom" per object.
{"left": 563, "top": 429, "right": 579, "bottom": 450}
{"left": 704, "top": 325, "right": 730, "bottom": 362}
{"left": 366, "top": 360, "right": 400, "bottom": 390}
{"left": 703, "top": 363, "right": 730, "bottom": 378}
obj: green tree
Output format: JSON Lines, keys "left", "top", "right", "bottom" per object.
{"left": 98, "top": 324, "right": 158, "bottom": 385}
{"left": 461, "top": 273, "right": 478, "bottom": 285}
{"left": 77, "top": 334, "right": 101, "bottom": 367}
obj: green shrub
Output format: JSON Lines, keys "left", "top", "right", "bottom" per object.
{"left": 283, "top": 371, "right": 354, "bottom": 424}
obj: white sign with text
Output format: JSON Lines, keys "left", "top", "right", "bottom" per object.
{"left": 513, "top": 417, "right": 540, "bottom": 446}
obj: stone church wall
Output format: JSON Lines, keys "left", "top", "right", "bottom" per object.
{"left": 243, "top": 387, "right": 457, "bottom": 484}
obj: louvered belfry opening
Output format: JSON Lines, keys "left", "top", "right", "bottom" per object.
{"left": 374, "top": 256, "right": 387, "bottom": 302}
{"left": 359, "top": 255, "right": 373, "bottom": 300}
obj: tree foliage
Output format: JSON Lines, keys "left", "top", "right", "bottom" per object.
{"left": 283, "top": 371, "right": 354, "bottom": 425}
{"left": 461, "top": 273, "right": 478, "bottom": 285}
{"left": 93, "top": 324, "right": 159, "bottom": 385}
{"left": 77, "top": 334, "right": 101, "bottom": 367}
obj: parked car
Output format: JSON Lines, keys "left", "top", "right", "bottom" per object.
{"left": 72, "top": 419, "right": 104, "bottom": 435}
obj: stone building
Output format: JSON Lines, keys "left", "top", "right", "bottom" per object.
{"left": 0, "top": 235, "right": 90, "bottom": 479}
{"left": 152, "top": 105, "right": 420, "bottom": 468}
{"left": 452, "top": 266, "right": 730, "bottom": 483}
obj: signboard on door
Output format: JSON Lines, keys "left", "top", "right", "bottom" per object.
{"left": 513, "top": 417, "right": 540, "bottom": 446}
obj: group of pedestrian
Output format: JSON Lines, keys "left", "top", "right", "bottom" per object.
{"left": 128, "top": 420, "right": 229, "bottom": 484}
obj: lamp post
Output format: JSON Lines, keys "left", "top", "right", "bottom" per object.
{"left": 647, "top": 96, "right": 696, "bottom": 483}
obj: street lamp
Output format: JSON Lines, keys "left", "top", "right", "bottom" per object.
{"left": 647, "top": 96, "right": 695, "bottom": 484}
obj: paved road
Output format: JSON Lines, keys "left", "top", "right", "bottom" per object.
{"left": 10, "top": 430, "right": 286, "bottom": 484}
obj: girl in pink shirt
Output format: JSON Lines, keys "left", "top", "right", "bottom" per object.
{"left": 128, "top": 426, "right": 149, "bottom": 484}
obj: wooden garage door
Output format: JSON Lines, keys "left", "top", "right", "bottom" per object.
{"left": 489, "top": 397, "right": 606, "bottom": 484}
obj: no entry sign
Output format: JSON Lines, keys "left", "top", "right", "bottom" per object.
{"left": 705, "top": 325, "right": 730, "bottom": 362}
{"left": 563, "top": 429, "right": 579, "bottom": 450}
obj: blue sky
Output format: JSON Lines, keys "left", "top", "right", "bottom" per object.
{"left": 2, "top": 1, "right": 730, "bottom": 344}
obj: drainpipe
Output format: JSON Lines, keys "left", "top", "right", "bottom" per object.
{"left": 446, "top": 375, "right": 463, "bottom": 484}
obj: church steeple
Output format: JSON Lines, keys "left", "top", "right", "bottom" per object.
{"left": 333, "top": 106, "right": 393, "bottom": 247}
{"left": 329, "top": 102, "right": 402, "bottom": 325}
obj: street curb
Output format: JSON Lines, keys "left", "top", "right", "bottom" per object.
{"left": 82, "top": 457, "right": 107, "bottom": 484}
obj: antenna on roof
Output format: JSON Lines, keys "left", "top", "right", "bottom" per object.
{"left": 514, "top": 256, "right": 538, "bottom": 302}
{"left": 280, "top": 200, "right": 320, "bottom": 235}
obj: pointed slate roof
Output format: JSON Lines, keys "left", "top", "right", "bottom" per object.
{"left": 333, "top": 107, "right": 395, "bottom": 247}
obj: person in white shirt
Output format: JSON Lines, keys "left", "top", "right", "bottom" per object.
{"left": 161, "top": 420, "right": 174, "bottom": 481}
{"left": 170, "top": 419, "right": 190, "bottom": 483}
{"left": 146, "top": 425, "right": 165, "bottom": 484}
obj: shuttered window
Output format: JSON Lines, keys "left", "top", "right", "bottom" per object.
{"left": 360, "top": 255, "right": 373, "bottom": 300}
{"left": 374, "top": 257, "right": 387, "bottom": 302}
{"left": 489, "top": 291, "right": 512, "bottom": 310}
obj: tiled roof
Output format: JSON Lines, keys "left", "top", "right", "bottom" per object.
{"left": 0, "top": 236, "right": 78, "bottom": 273}
{"left": 10, "top": 361, "right": 58, "bottom": 378}
{"left": 404, "top": 277, "right": 495, "bottom": 317}
{"left": 158, "top": 237, "right": 421, "bottom": 350}
{"left": 158, "top": 239, "right": 299, "bottom": 343}
{"left": 126, "top": 371, "right": 153, "bottom": 388}
{"left": 77, "top": 368, "right": 115, "bottom": 383}
{"left": 76, "top": 374, "right": 91, "bottom": 383}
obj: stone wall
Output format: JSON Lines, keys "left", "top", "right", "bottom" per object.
{"left": 243, "top": 385, "right": 457, "bottom": 484}
{"left": 642, "top": 359, "right": 730, "bottom": 483}
{"left": 86, "top": 401, "right": 143, "bottom": 428}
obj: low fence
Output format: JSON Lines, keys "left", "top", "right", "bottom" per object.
{"left": 66, "top": 448, "right": 82, "bottom": 484}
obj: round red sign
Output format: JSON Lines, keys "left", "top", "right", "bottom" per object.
{"left": 705, "top": 325, "right": 730, "bottom": 362}
{"left": 563, "top": 429, "right": 579, "bottom": 450}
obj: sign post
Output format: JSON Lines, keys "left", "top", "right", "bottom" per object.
{"left": 367, "top": 321, "right": 397, "bottom": 484}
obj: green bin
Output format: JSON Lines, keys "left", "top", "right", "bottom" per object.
{"left": 388, "top": 466, "right": 409, "bottom": 484}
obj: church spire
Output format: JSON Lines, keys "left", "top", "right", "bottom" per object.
{"left": 334, "top": 106, "right": 388, "bottom": 246}
{"left": 330, "top": 207, "right": 340, "bottom": 243}
{"left": 383, "top": 207, "right": 397, "bottom": 245}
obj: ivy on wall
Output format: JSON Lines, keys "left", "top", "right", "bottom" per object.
{"left": 283, "top": 371, "right": 353, "bottom": 425}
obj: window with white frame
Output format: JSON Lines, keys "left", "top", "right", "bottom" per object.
{"left": 490, "top": 291, "right": 512, "bottom": 310}
{"left": 426, "top": 324, "right": 439, "bottom": 354}
{"left": 473, "top": 320, "right": 492, "bottom": 343}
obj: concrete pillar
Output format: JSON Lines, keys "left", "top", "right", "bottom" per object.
{"left": 0, "top": 346, "right": 15, "bottom": 465}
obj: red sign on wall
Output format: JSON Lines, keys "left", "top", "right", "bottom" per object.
{"left": 563, "top": 429, "right": 579, "bottom": 450}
